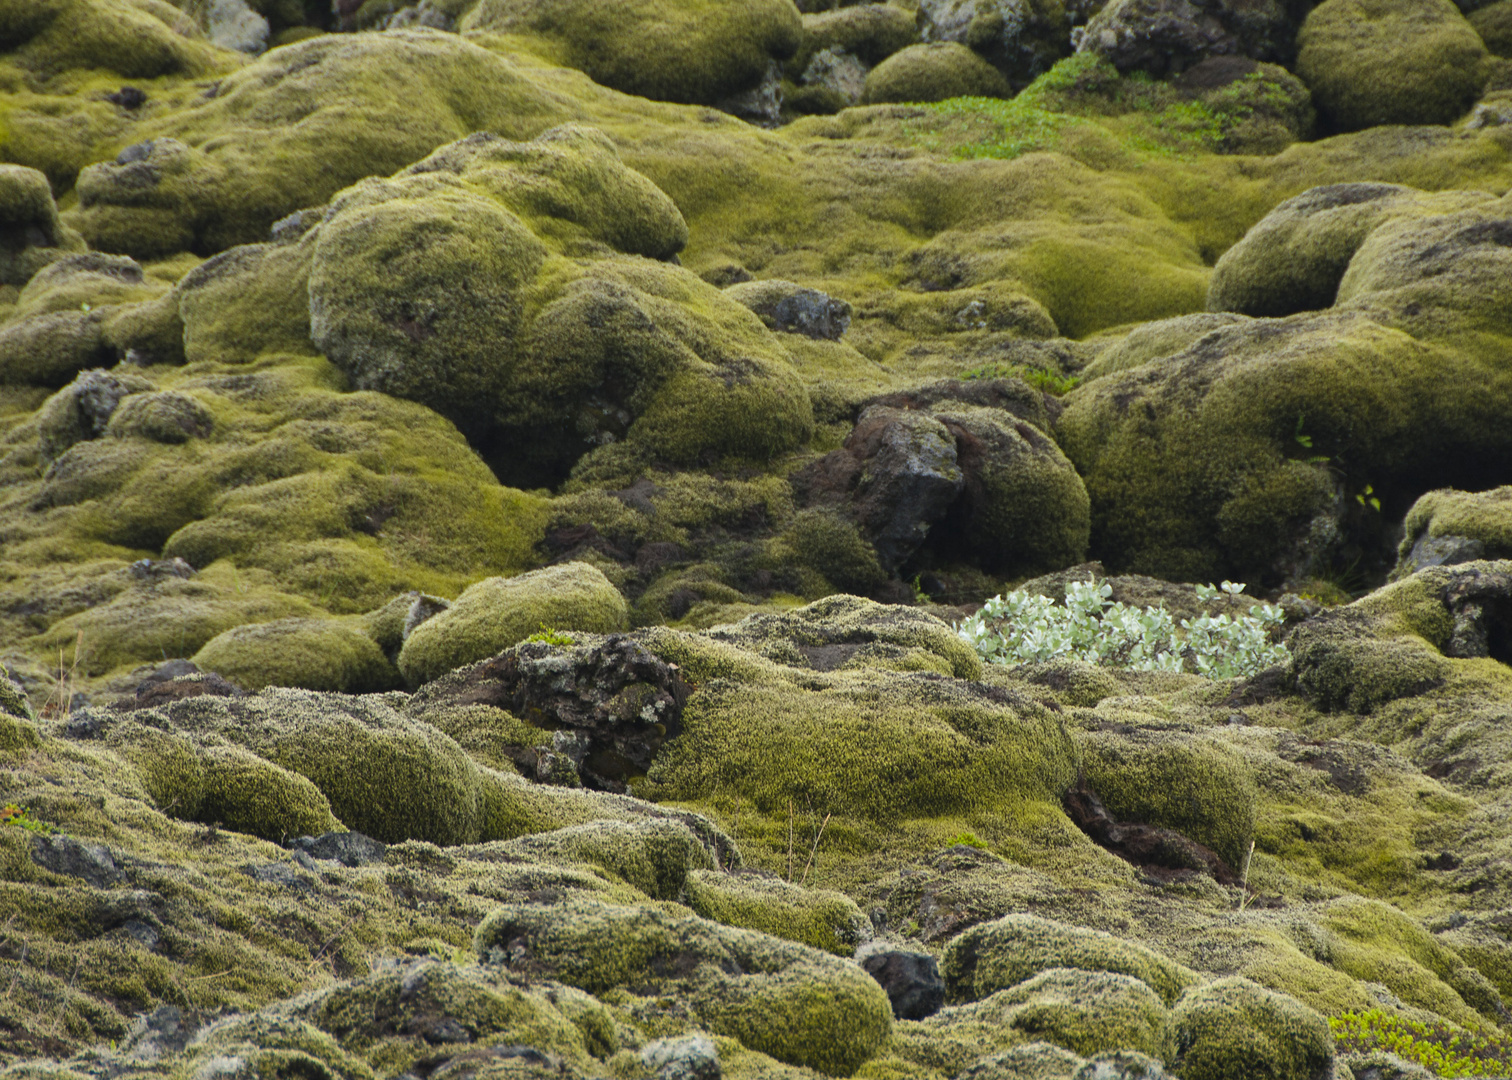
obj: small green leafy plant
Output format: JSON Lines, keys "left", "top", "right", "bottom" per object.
{"left": 1331, "top": 1009, "right": 1512, "bottom": 1077}
{"left": 524, "top": 626, "right": 575, "bottom": 646}
{"left": 945, "top": 832, "right": 989, "bottom": 850}
{"left": 957, "top": 580, "right": 1288, "bottom": 678}
{"left": 962, "top": 362, "right": 1082, "bottom": 396}
{"left": 2, "top": 803, "right": 58, "bottom": 835}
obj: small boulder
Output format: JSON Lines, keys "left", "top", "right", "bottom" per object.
{"left": 36, "top": 368, "right": 156, "bottom": 464}
{"left": 724, "top": 279, "right": 853, "bottom": 340}
{"left": 643, "top": 1034, "right": 722, "bottom": 1080}
{"left": 1078, "top": 0, "right": 1298, "bottom": 77}
{"left": 30, "top": 833, "right": 125, "bottom": 888}
{"left": 1394, "top": 488, "right": 1512, "bottom": 578}
{"left": 917, "top": 0, "right": 1072, "bottom": 88}
{"left": 858, "top": 943, "right": 947, "bottom": 1019}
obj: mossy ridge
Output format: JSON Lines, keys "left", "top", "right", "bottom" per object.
{"left": 682, "top": 867, "right": 871, "bottom": 955}
{"left": 473, "top": 894, "right": 894, "bottom": 1076}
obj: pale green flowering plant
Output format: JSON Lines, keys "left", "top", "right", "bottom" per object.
{"left": 957, "top": 579, "right": 1289, "bottom": 679}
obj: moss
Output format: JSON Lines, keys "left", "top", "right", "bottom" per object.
{"left": 143, "top": 686, "right": 487, "bottom": 845}
{"left": 1397, "top": 487, "right": 1512, "bottom": 567}
{"left": 105, "top": 721, "right": 205, "bottom": 818}
{"left": 192, "top": 616, "right": 402, "bottom": 693}
{"left": 397, "top": 562, "right": 628, "bottom": 686}
{"left": 35, "top": 368, "right": 156, "bottom": 464}
{"left": 943, "top": 914, "right": 1199, "bottom": 1008}
{"left": 1296, "top": 0, "right": 1490, "bottom": 132}
{"left": 778, "top": 508, "right": 888, "bottom": 596}
{"left": 896, "top": 969, "right": 1171, "bottom": 1074}
{"left": 198, "top": 741, "right": 343, "bottom": 842}
{"left": 504, "top": 818, "right": 721, "bottom": 901}
{"left": 1288, "top": 611, "right": 1450, "bottom": 715}
{"left": 177, "top": 233, "right": 318, "bottom": 365}
{"left": 949, "top": 1042, "right": 1086, "bottom": 1080}
{"left": 104, "top": 389, "right": 214, "bottom": 444}
{"left": 459, "top": 0, "right": 803, "bottom": 106}
{"left": 68, "top": 31, "right": 583, "bottom": 255}
{"left": 797, "top": 4, "right": 916, "bottom": 70}
{"left": 474, "top": 894, "right": 894, "bottom": 1076}
{"left": 1168, "top": 977, "right": 1334, "bottom": 1080}
{"left": 0, "top": 309, "right": 115, "bottom": 388}
{"left": 1083, "top": 313, "right": 1248, "bottom": 382}
{"left": 683, "top": 868, "right": 871, "bottom": 955}
{"left": 299, "top": 960, "right": 597, "bottom": 1075}
{"left": 0, "top": 164, "right": 84, "bottom": 288}
{"left": 1205, "top": 184, "right": 1467, "bottom": 318}
{"left": 0, "top": 0, "right": 230, "bottom": 80}
{"left": 1077, "top": 729, "right": 1257, "bottom": 871}
{"left": 930, "top": 404, "right": 1089, "bottom": 576}
{"left": 704, "top": 594, "right": 983, "bottom": 680}
{"left": 1470, "top": 1, "right": 1512, "bottom": 58}
{"left": 0, "top": 672, "right": 35, "bottom": 722}
{"left": 863, "top": 43, "right": 1011, "bottom": 105}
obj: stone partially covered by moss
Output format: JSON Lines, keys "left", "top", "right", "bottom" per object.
{"left": 1168, "top": 977, "right": 1333, "bottom": 1080}
{"left": 1471, "top": 1, "right": 1512, "bottom": 58}
{"left": 1077, "top": 730, "right": 1257, "bottom": 871}
{"left": 683, "top": 868, "right": 871, "bottom": 955}
{"left": 1396, "top": 487, "right": 1512, "bottom": 575}
{"left": 308, "top": 128, "right": 810, "bottom": 483}
{"left": 503, "top": 818, "right": 722, "bottom": 901}
{"left": 1296, "top": 0, "right": 1490, "bottom": 132}
{"left": 0, "top": 165, "right": 86, "bottom": 288}
{"left": 192, "top": 617, "right": 402, "bottom": 693}
{"left": 474, "top": 894, "right": 893, "bottom": 1075}
{"left": 1288, "top": 608, "right": 1451, "bottom": 714}
{"left": 460, "top": 0, "right": 803, "bottom": 105}
{"left": 896, "top": 968, "right": 1172, "bottom": 1074}
{"left": 797, "top": 4, "right": 916, "bottom": 71}
{"left": 943, "top": 914, "right": 1198, "bottom": 1008}
{"left": 398, "top": 562, "right": 628, "bottom": 686}
{"left": 863, "top": 42, "right": 1011, "bottom": 104}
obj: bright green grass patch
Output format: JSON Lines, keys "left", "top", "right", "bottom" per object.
{"left": 1331, "top": 1009, "right": 1512, "bottom": 1077}
{"left": 962, "top": 362, "right": 1082, "bottom": 396}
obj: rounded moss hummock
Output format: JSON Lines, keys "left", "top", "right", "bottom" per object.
{"left": 459, "top": 0, "right": 804, "bottom": 105}
{"left": 398, "top": 562, "right": 629, "bottom": 686}
{"left": 863, "top": 42, "right": 1011, "bottom": 104}
{"left": 1168, "top": 977, "right": 1333, "bottom": 1080}
{"left": 943, "top": 913, "right": 1198, "bottom": 1007}
{"left": 192, "top": 617, "right": 402, "bottom": 694}
{"left": 1296, "top": 0, "right": 1490, "bottom": 131}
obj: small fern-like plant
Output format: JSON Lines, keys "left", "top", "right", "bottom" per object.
{"left": 525, "top": 626, "right": 575, "bottom": 646}
{"left": 2, "top": 803, "right": 58, "bottom": 835}
{"left": 958, "top": 580, "right": 1288, "bottom": 679}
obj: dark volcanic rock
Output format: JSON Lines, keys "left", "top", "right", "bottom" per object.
{"left": 858, "top": 943, "right": 946, "bottom": 1019}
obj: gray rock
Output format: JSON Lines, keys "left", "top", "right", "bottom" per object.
{"left": 857, "top": 942, "right": 946, "bottom": 1019}
{"left": 116, "top": 1006, "right": 205, "bottom": 1062}
{"left": 386, "top": 0, "right": 458, "bottom": 30}
{"left": 31, "top": 833, "right": 124, "bottom": 888}
{"left": 290, "top": 830, "right": 388, "bottom": 867}
{"left": 1399, "top": 534, "right": 1487, "bottom": 577}
{"left": 1077, "top": 0, "right": 1297, "bottom": 76}
{"left": 403, "top": 594, "right": 451, "bottom": 640}
{"left": 800, "top": 47, "right": 869, "bottom": 107}
{"left": 206, "top": 0, "right": 270, "bottom": 54}
{"left": 794, "top": 406, "right": 964, "bottom": 574}
{"left": 643, "top": 1033, "right": 722, "bottom": 1080}
{"left": 917, "top": 0, "right": 1069, "bottom": 86}
{"left": 723, "top": 279, "right": 852, "bottom": 340}
{"left": 715, "top": 60, "right": 784, "bottom": 126}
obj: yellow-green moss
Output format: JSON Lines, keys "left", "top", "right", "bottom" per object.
{"left": 473, "top": 894, "right": 893, "bottom": 1076}
{"left": 863, "top": 43, "right": 1010, "bottom": 105}
{"left": 1397, "top": 487, "right": 1512, "bottom": 567}
{"left": 1168, "top": 977, "right": 1334, "bottom": 1080}
{"left": 192, "top": 616, "right": 402, "bottom": 693}
{"left": 198, "top": 742, "right": 343, "bottom": 842}
{"left": 1077, "top": 729, "right": 1257, "bottom": 870}
{"left": 1297, "top": 0, "right": 1490, "bottom": 132}
{"left": 683, "top": 868, "right": 870, "bottom": 955}
{"left": 397, "top": 562, "right": 628, "bottom": 686}
{"left": 943, "top": 914, "right": 1199, "bottom": 1008}
{"left": 0, "top": 0, "right": 231, "bottom": 81}
{"left": 1471, "top": 2, "right": 1512, "bottom": 59}
{"left": 459, "top": 0, "right": 803, "bottom": 106}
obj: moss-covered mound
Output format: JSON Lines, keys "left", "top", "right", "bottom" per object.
{"left": 864, "top": 42, "right": 1011, "bottom": 104}
{"left": 1296, "top": 0, "right": 1490, "bottom": 132}
{"left": 398, "top": 562, "right": 629, "bottom": 685}
{"left": 460, "top": 0, "right": 803, "bottom": 105}
{"left": 1062, "top": 183, "right": 1512, "bottom": 584}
